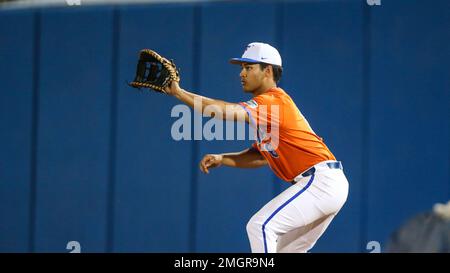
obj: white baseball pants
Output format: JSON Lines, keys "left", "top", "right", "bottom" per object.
{"left": 246, "top": 160, "right": 349, "bottom": 253}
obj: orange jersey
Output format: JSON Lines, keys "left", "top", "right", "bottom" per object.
{"left": 239, "top": 87, "right": 336, "bottom": 182}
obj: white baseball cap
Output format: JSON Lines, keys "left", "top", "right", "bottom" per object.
{"left": 230, "top": 42, "right": 282, "bottom": 67}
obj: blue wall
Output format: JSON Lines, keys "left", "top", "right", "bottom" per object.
{"left": 0, "top": 0, "right": 448, "bottom": 252}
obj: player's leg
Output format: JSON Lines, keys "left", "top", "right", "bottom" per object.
{"left": 277, "top": 169, "right": 350, "bottom": 253}
{"left": 276, "top": 213, "right": 336, "bottom": 253}
{"left": 246, "top": 168, "right": 348, "bottom": 253}
{"left": 246, "top": 176, "right": 315, "bottom": 253}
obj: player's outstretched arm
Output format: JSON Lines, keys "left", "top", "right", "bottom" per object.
{"left": 164, "top": 81, "right": 248, "bottom": 123}
{"left": 199, "top": 148, "right": 267, "bottom": 174}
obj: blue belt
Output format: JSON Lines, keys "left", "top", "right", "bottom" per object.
{"left": 290, "top": 161, "right": 343, "bottom": 185}
{"left": 301, "top": 161, "right": 343, "bottom": 177}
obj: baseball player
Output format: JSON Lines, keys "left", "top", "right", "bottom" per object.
{"left": 164, "top": 42, "right": 349, "bottom": 253}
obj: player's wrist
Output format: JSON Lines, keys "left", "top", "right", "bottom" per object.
{"left": 217, "top": 154, "right": 224, "bottom": 162}
{"left": 172, "top": 86, "right": 184, "bottom": 99}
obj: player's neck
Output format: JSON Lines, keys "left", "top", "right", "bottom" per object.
{"left": 253, "top": 82, "right": 277, "bottom": 97}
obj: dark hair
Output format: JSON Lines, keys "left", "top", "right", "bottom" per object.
{"left": 259, "top": 63, "right": 283, "bottom": 83}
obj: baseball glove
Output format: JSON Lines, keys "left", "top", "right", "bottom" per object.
{"left": 128, "top": 49, "right": 180, "bottom": 93}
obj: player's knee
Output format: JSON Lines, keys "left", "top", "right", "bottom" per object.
{"left": 246, "top": 217, "right": 262, "bottom": 237}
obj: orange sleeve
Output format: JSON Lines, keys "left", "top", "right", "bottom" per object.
{"left": 239, "top": 94, "right": 282, "bottom": 148}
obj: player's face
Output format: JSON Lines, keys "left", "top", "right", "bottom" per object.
{"left": 240, "top": 63, "right": 265, "bottom": 93}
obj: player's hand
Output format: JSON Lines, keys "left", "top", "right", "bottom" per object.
{"left": 164, "top": 80, "right": 182, "bottom": 96}
{"left": 199, "top": 154, "right": 223, "bottom": 174}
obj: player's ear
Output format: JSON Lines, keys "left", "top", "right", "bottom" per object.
{"left": 265, "top": 65, "right": 273, "bottom": 78}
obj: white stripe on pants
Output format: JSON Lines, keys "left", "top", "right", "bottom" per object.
{"left": 246, "top": 165, "right": 349, "bottom": 253}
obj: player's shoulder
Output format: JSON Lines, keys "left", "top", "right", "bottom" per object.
{"left": 263, "top": 87, "right": 295, "bottom": 105}
{"left": 249, "top": 87, "right": 293, "bottom": 108}
{"left": 255, "top": 87, "right": 285, "bottom": 101}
